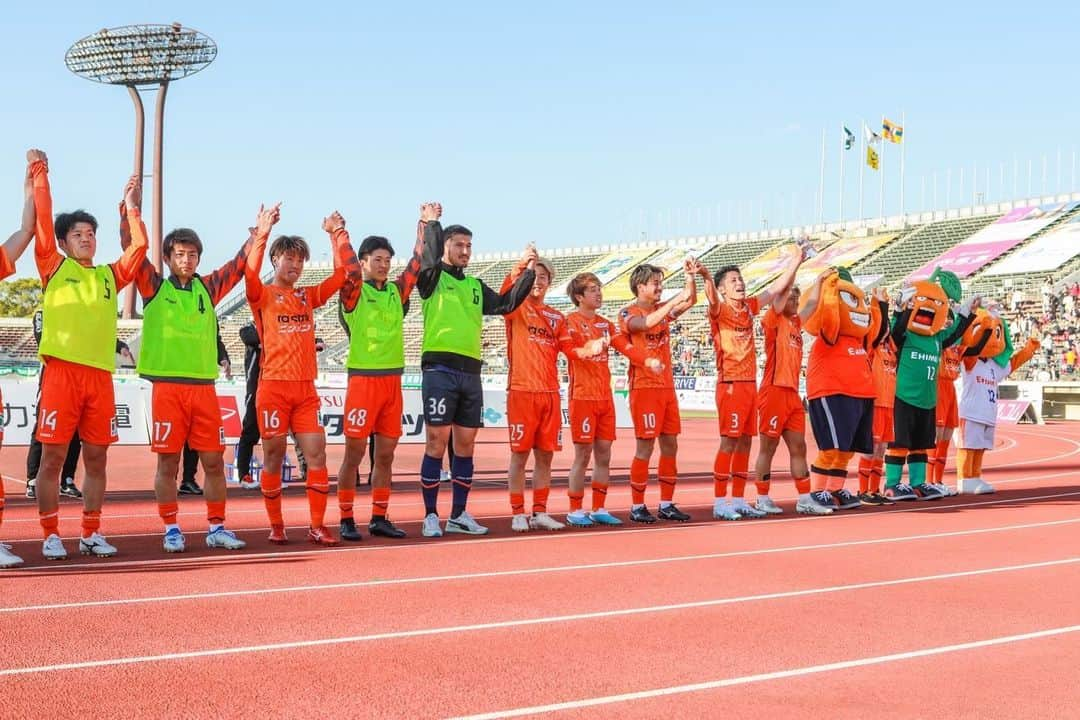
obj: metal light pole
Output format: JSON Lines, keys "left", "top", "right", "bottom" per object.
{"left": 65, "top": 23, "right": 216, "bottom": 318}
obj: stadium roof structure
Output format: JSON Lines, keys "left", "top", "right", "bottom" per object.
{"left": 64, "top": 23, "right": 216, "bottom": 87}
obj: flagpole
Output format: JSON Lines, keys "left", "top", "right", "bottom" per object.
{"left": 878, "top": 114, "right": 886, "bottom": 221}
{"left": 818, "top": 127, "right": 826, "bottom": 226}
{"left": 859, "top": 118, "right": 866, "bottom": 219}
{"left": 899, "top": 110, "right": 906, "bottom": 216}
{"left": 838, "top": 123, "right": 846, "bottom": 224}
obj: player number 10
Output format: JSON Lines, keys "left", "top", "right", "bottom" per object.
{"left": 642, "top": 412, "right": 657, "bottom": 430}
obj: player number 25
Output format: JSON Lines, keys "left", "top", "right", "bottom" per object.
{"left": 510, "top": 423, "right": 525, "bottom": 441}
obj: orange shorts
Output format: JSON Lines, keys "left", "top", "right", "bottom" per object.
{"left": 569, "top": 397, "right": 616, "bottom": 444}
{"left": 629, "top": 387, "right": 681, "bottom": 439}
{"left": 36, "top": 358, "right": 118, "bottom": 446}
{"left": 151, "top": 382, "right": 225, "bottom": 454}
{"left": 872, "top": 404, "right": 895, "bottom": 444}
{"left": 343, "top": 374, "right": 403, "bottom": 440}
{"left": 757, "top": 385, "right": 805, "bottom": 438}
{"left": 256, "top": 380, "right": 323, "bottom": 438}
{"left": 507, "top": 390, "right": 562, "bottom": 453}
{"left": 936, "top": 381, "right": 959, "bottom": 428}
{"left": 716, "top": 381, "right": 757, "bottom": 438}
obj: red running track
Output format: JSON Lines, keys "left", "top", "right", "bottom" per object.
{"left": 1, "top": 419, "right": 1079, "bottom": 719}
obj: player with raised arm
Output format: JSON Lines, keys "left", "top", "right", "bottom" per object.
{"left": 503, "top": 250, "right": 605, "bottom": 532}
{"left": 564, "top": 272, "right": 659, "bottom": 527}
{"left": 28, "top": 149, "right": 148, "bottom": 560}
{"left": 414, "top": 203, "right": 535, "bottom": 537}
{"left": 700, "top": 244, "right": 805, "bottom": 520}
{"left": 246, "top": 206, "right": 355, "bottom": 546}
{"left": 0, "top": 164, "right": 37, "bottom": 569}
{"left": 131, "top": 201, "right": 260, "bottom": 553}
{"left": 335, "top": 211, "right": 423, "bottom": 541}
{"left": 618, "top": 261, "right": 698, "bottom": 524}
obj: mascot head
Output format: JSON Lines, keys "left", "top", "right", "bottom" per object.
{"left": 962, "top": 308, "right": 1006, "bottom": 359}
{"left": 835, "top": 268, "right": 871, "bottom": 339}
{"left": 906, "top": 279, "right": 950, "bottom": 336}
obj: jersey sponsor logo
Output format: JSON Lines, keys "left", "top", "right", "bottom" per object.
{"left": 64, "top": 277, "right": 80, "bottom": 284}
{"left": 908, "top": 350, "right": 940, "bottom": 362}
{"left": 846, "top": 346, "right": 868, "bottom": 356}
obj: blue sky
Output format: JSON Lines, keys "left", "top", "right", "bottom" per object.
{"left": 3, "top": 1, "right": 1080, "bottom": 278}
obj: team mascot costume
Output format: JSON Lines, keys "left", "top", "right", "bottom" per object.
{"left": 885, "top": 268, "right": 977, "bottom": 500}
{"left": 955, "top": 308, "right": 1039, "bottom": 494}
{"left": 800, "top": 267, "right": 884, "bottom": 512}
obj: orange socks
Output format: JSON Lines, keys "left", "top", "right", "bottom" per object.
{"left": 731, "top": 452, "right": 749, "bottom": 498}
{"left": 372, "top": 487, "right": 390, "bottom": 519}
{"left": 532, "top": 487, "right": 550, "bottom": 514}
{"left": 158, "top": 502, "right": 179, "bottom": 526}
{"left": 793, "top": 476, "right": 811, "bottom": 495}
{"left": 206, "top": 501, "right": 226, "bottom": 527}
{"left": 590, "top": 480, "right": 608, "bottom": 511}
{"left": 261, "top": 471, "right": 284, "bottom": 527}
{"left": 857, "top": 457, "right": 874, "bottom": 493}
{"left": 568, "top": 489, "right": 584, "bottom": 512}
{"left": 81, "top": 510, "right": 101, "bottom": 539}
{"left": 306, "top": 467, "right": 330, "bottom": 528}
{"left": 39, "top": 509, "right": 59, "bottom": 539}
{"left": 338, "top": 486, "right": 356, "bottom": 521}
{"left": 658, "top": 455, "right": 677, "bottom": 502}
{"left": 933, "top": 439, "right": 950, "bottom": 483}
{"left": 630, "top": 457, "right": 649, "bottom": 505}
{"left": 810, "top": 449, "right": 837, "bottom": 492}
{"left": 510, "top": 491, "right": 525, "bottom": 515}
{"left": 756, "top": 473, "right": 771, "bottom": 497}
{"left": 713, "top": 449, "right": 731, "bottom": 498}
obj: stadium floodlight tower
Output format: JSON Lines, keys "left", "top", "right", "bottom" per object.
{"left": 65, "top": 22, "right": 217, "bottom": 318}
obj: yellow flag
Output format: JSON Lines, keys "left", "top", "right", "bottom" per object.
{"left": 867, "top": 146, "right": 879, "bottom": 170}
{"left": 883, "top": 118, "right": 904, "bottom": 144}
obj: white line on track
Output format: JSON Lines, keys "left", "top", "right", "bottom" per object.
{"left": 4, "top": 515, "right": 1079, "bottom": 613}
{"left": 1, "top": 555, "right": 1078, "bottom": 677}
{"left": 5, "top": 482, "right": 1079, "bottom": 573}
{"left": 445, "top": 622, "right": 1080, "bottom": 719}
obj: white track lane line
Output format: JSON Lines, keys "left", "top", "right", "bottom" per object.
{"left": 4, "top": 515, "right": 1078, "bottom": 613}
{"left": 2, "top": 555, "right": 1078, "bottom": 677}
{"left": 5, "top": 482, "right": 1079, "bottom": 573}
{"left": 446, "top": 622, "right": 1080, "bottom": 719}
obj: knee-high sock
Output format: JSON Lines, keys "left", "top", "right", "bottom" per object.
{"left": 810, "top": 449, "right": 838, "bottom": 492}
{"left": 206, "top": 500, "right": 226, "bottom": 529}
{"left": 658, "top": 455, "right": 677, "bottom": 503}
{"left": 972, "top": 448, "right": 986, "bottom": 477}
{"left": 532, "top": 486, "right": 550, "bottom": 514}
{"left": 338, "top": 485, "right": 356, "bottom": 521}
{"left": 730, "top": 452, "right": 749, "bottom": 498}
{"left": 956, "top": 448, "right": 972, "bottom": 481}
{"left": 306, "top": 467, "right": 330, "bottom": 528}
{"left": 261, "top": 471, "right": 284, "bottom": 526}
{"left": 510, "top": 491, "right": 525, "bottom": 515}
{"left": 870, "top": 456, "right": 884, "bottom": 493}
{"left": 420, "top": 454, "right": 441, "bottom": 516}
{"left": 756, "top": 473, "right": 771, "bottom": 496}
{"left": 884, "top": 448, "right": 908, "bottom": 488}
{"left": 630, "top": 457, "right": 649, "bottom": 506}
{"left": 450, "top": 455, "right": 474, "bottom": 519}
{"left": 590, "top": 478, "right": 608, "bottom": 511}
{"left": 568, "top": 488, "right": 585, "bottom": 512}
{"left": 857, "top": 456, "right": 874, "bottom": 494}
{"left": 39, "top": 509, "right": 59, "bottom": 539}
{"left": 793, "top": 475, "right": 811, "bottom": 495}
{"left": 932, "top": 439, "right": 951, "bottom": 484}
{"left": 713, "top": 449, "right": 731, "bottom": 498}
{"left": 81, "top": 510, "right": 101, "bottom": 539}
{"left": 371, "top": 487, "right": 390, "bottom": 520}
{"left": 158, "top": 502, "right": 179, "bottom": 527}
{"left": 827, "top": 451, "right": 854, "bottom": 492}
{"left": 907, "top": 451, "right": 929, "bottom": 487}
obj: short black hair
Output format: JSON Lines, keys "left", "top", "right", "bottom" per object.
{"left": 357, "top": 235, "right": 394, "bottom": 260}
{"left": 269, "top": 235, "right": 310, "bottom": 262}
{"left": 629, "top": 263, "right": 664, "bottom": 297}
{"left": 54, "top": 210, "right": 98, "bottom": 243}
{"left": 713, "top": 265, "right": 741, "bottom": 286}
{"left": 443, "top": 224, "right": 473, "bottom": 240}
{"left": 163, "top": 228, "right": 203, "bottom": 258}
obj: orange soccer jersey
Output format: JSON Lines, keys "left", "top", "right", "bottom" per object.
{"left": 249, "top": 277, "right": 342, "bottom": 382}
{"left": 504, "top": 296, "right": 573, "bottom": 393}
{"left": 871, "top": 338, "right": 899, "bottom": 409}
{"left": 618, "top": 303, "right": 675, "bottom": 391}
{"left": 710, "top": 297, "right": 760, "bottom": 383}
{"left": 760, "top": 306, "right": 802, "bottom": 390}
{"left": 805, "top": 335, "right": 875, "bottom": 400}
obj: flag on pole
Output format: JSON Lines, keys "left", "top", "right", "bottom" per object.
{"left": 843, "top": 126, "right": 856, "bottom": 150}
{"left": 883, "top": 118, "right": 904, "bottom": 144}
{"left": 867, "top": 146, "right": 880, "bottom": 170}
{"left": 864, "top": 123, "right": 882, "bottom": 146}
